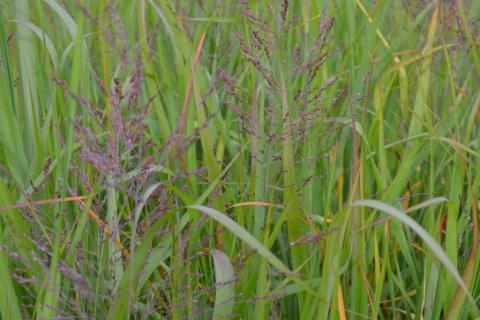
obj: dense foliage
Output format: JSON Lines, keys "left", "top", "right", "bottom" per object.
{"left": 0, "top": 0, "right": 479, "bottom": 319}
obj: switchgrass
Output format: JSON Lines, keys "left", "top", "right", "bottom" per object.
{"left": 0, "top": 0, "right": 479, "bottom": 319}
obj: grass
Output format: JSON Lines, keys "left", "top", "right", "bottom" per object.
{"left": 0, "top": 0, "right": 479, "bottom": 319}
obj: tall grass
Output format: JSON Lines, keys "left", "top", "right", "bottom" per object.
{"left": 0, "top": 0, "right": 479, "bottom": 319}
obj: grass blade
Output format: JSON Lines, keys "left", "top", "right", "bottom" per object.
{"left": 188, "top": 205, "right": 318, "bottom": 297}
{"left": 211, "top": 249, "right": 235, "bottom": 320}
{"left": 352, "top": 199, "right": 479, "bottom": 315}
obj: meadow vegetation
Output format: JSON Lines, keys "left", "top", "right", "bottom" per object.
{"left": 0, "top": 0, "right": 479, "bottom": 319}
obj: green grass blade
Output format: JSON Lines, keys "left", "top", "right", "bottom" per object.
{"left": 352, "top": 199, "right": 479, "bottom": 315}
{"left": 188, "top": 205, "right": 318, "bottom": 298}
{"left": 211, "top": 249, "right": 235, "bottom": 320}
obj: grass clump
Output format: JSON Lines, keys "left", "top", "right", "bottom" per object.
{"left": 0, "top": 0, "right": 479, "bottom": 319}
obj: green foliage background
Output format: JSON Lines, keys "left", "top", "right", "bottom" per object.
{"left": 0, "top": 0, "right": 479, "bottom": 319}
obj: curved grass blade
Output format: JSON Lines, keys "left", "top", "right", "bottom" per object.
{"left": 405, "top": 197, "right": 448, "bottom": 213}
{"left": 10, "top": 19, "right": 58, "bottom": 70}
{"left": 352, "top": 199, "right": 479, "bottom": 315}
{"left": 0, "top": 196, "right": 88, "bottom": 212}
{"left": 43, "top": 0, "right": 77, "bottom": 39}
{"left": 189, "top": 205, "right": 291, "bottom": 274}
{"left": 188, "top": 205, "right": 318, "bottom": 297}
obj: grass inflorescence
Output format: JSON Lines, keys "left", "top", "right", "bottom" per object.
{"left": 0, "top": 0, "right": 479, "bottom": 319}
